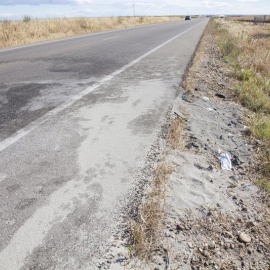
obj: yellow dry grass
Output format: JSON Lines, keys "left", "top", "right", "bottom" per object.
{"left": 228, "top": 15, "right": 270, "bottom": 22}
{"left": 212, "top": 18, "right": 270, "bottom": 193}
{"left": 219, "top": 19, "right": 270, "bottom": 77}
{"left": 129, "top": 112, "right": 187, "bottom": 262}
{"left": 0, "top": 16, "right": 183, "bottom": 49}
{"left": 130, "top": 162, "right": 173, "bottom": 261}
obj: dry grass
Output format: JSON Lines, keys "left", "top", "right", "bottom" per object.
{"left": 211, "top": 18, "right": 270, "bottom": 193}
{"left": 220, "top": 19, "right": 270, "bottom": 77}
{"left": 0, "top": 16, "right": 183, "bottom": 49}
{"left": 168, "top": 116, "right": 187, "bottom": 150}
{"left": 130, "top": 162, "right": 173, "bottom": 261}
{"left": 227, "top": 15, "right": 270, "bottom": 23}
{"left": 129, "top": 113, "right": 186, "bottom": 261}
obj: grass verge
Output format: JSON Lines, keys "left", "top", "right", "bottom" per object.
{"left": 128, "top": 113, "right": 188, "bottom": 262}
{"left": 211, "top": 18, "right": 270, "bottom": 193}
{"left": 0, "top": 16, "right": 183, "bottom": 49}
{"left": 129, "top": 161, "right": 173, "bottom": 261}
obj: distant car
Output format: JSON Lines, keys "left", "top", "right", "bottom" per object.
{"left": 185, "top": 16, "right": 191, "bottom": 20}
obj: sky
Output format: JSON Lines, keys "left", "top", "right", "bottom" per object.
{"left": 0, "top": 0, "right": 269, "bottom": 20}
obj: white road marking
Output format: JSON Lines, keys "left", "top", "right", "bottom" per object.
{"left": 102, "top": 36, "right": 119, "bottom": 41}
{"left": 0, "top": 20, "right": 205, "bottom": 153}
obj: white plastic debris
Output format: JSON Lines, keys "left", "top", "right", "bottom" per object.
{"left": 207, "top": 108, "right": 214, "bottom": 112}
{"left": 220, "top": 153, "right": 232, "bottom": 171}
{"left": 202, "top": 96, "right": 210, "bottom": 101}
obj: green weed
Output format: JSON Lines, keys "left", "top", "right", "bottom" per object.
{"left": 23, "top": 15, "right": 31, "bottom": 23}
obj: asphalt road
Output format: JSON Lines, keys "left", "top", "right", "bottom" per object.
{"left": 0, "top": 18, "right": 208, "bottom": 269}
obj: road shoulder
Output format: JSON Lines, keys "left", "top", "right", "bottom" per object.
{"left": 123, "top": 20, "right": 270, "bottom": 269}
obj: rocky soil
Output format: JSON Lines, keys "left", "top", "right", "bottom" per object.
{"left": 93, "top": 23, "right": 270, "bottom": 270}
{"left": 156, "top": 22, "right": 270, "bottom": 270}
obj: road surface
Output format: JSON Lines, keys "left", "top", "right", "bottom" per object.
{"left": 0, "top": 18, "right": 208, "bottom": 269}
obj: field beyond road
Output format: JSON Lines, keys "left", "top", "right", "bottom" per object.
{"left": 0, "top": 16, "right": 183, "bottom": 49}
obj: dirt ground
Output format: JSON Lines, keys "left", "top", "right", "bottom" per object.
{"left": 156, "top": 21, "right": 270, "bottom": 270}
{"left": 90, "top": 21, "right": 270, "bottom": 270}
{"left": 121, "top": 21, "right": 270, "bottom": 270}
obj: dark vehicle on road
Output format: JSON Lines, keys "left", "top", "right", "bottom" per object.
{"left": 185, "top": 16, "right": 191, "bottom": 20}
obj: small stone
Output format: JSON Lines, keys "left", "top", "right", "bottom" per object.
{"left": 224, "top": 231, "right": 234, "bottom": 238}
{"left": 188, "top": 242, "right": 193, "bottom": 248}
{"left": 191, "top": 142, "right": 199, "bottom": 148}
{"left": 239, "top": 232, "right": 251, "bottom": 243}
{"left": 210, "top": 241, "right": 216, "bottom": 249}
{"left": 203, "top": 250, "right": 210, "bottom": 257}
{"left": 176, "top": 224, "right": 184, "bottom": 231}
{"left": 215, "top": 93, "right": 226, "bottom": 99}
{"left": 246, "top": 221, "right": 256, "bottom": 228}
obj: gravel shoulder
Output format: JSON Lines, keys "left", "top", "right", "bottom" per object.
{"left": 124, "top": 21, "right": 270, "bottom": 270}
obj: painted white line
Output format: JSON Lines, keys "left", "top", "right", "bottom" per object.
{"left": 0, "top": 20, "right": 205, "bottom": 153}
{"left": 102, "top": 36, "right": 119, "bottom": 41}
{"left": 0, "top": 20, "right": 200, "bottom": 53}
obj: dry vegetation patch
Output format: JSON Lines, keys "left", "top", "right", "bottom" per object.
{"left": 130, "top": 161, "right": 174, "bottom": 261}
{"left": 126, "top": 19, "right": 270, "bottom": 269}
{"left": 128, "top": 110, "right": 189, "bottom": 263}
{"left": 0, "top": 16, "right": 183, "bottom": 49}
{"left": 212, "top": 18, "right": 270, "bottom": 193}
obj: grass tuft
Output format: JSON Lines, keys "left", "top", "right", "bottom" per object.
{"left": 250, "top": 115, "right": 270, "bottom": 142}
{"left": 256, "top": 179, "right": 270, "bottom": 194}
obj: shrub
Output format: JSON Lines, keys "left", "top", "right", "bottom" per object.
{"left": 117, "top": 16, "right": 123, "bottom": 24}
{"left": 237, "top": 69, "right": 253, "bottom": 81}
{"left": 23, "top": 15, "right": 31, "bottom": 23}
{"left": 250, "top": 116, "right": 270, "bottom": 142}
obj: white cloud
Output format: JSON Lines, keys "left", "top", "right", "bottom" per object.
{"left": 237, "top": 0, "right": 259, "bottom": 2}
{"left": 0, "top": 0, "right": 269, "bottom": 19}
{"left": 212, "top": 1, "right": 233, "bottom": 7}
